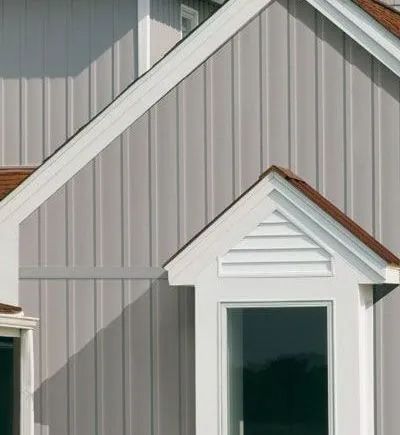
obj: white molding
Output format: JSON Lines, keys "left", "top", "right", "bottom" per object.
{"left": 268, "top": 174, "right": 395, "bottom": 283}
{"left": 195, "top": 267, "right": 375, "bottom": 435}
{"left": 0, "top": 316, "right": 38, "bottom": 435}
{"left": 307, "top": 0, "right": 400, "bottom": 78}
{"left": 0, "top": 326, "right": 20, "bottom": 337}
{"left": 219, "top": 301, "right": 335, "bottom": 435}
{"left": 20, "top": 329, "right": 35, "bottom": 435}
{"left": 0, "top": 314, "right": 39, "bottom": 330}
{"left": 138, "top": 0, "right": 151, "bottom": 75}
{"left": 218, "top": 209, "right": 334, "bottom": 278}
{"left": 165, "top": 172, "right": 399, "bottom": 286}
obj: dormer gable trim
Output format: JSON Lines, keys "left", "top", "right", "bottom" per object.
{"left": 164, "top": 166, "right": 400, "bottom": 286}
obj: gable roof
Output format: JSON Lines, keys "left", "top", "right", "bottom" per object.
{"left": 165, "top": 166, "right": 400, "bottom": 270}
{"left": 355, "top": 0, "right": 400, "bottom": 38}
{"left": 0, "top": 0, "right": 400, "bottom": 227}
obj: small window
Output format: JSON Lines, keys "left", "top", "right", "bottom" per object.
{"left": 227, "top": 306, "right": 329, "bottom": 435}
{"left": 181, "top": 4, "right": 199, "bottom": 38}
{"left": 0, "top": 336, "right": 20, "bottom": 435}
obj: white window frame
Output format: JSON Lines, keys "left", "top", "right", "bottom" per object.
{"left": 0, "top": 314, "right": 38, "bottom": 435}
{"left": 193, "top": 267, "right": 375, "bottom": 435}
{"left": 180, "top": 4, "right": 199, "bottom": 38}
{"left": 219, "top": 300, "right": 335, "bottom": 435}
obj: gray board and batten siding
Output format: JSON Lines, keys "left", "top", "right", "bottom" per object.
{"left": 0, "top": 0, "right": 218, "bottom": 168}
{"left": 11, "top": 0, "right": 400, "bottom": 435}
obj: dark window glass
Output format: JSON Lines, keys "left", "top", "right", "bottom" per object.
{"left": 228, "top": 307, "right": 328, "bottom": 435}
{"left": 0, "top": 337, "right": 19, "bottom": 435}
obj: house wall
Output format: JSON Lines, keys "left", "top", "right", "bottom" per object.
{"left": 15, "top": 0, "right": 400, "bottom": 434}
{"left": 0, "top": 0, "right": 138, "bottom": 166}
{"left": 150, "top": 0, "right": 220, "bottom": 65}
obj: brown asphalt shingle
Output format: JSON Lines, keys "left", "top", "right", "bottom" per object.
{"left": 0, "top": 302, "right": 22, "bottom": 315}
{"left": 0, "top": 168, "right": 36, "bottom": 201}
{"left": 354, "top": 0, "right": 400, "bottom": 38}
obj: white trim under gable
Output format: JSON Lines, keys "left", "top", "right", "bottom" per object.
{"left": 0, "top": 0, "right": 400, "bottom": 226}
{"left": 307, "top": 0, "right": 400, "bottom": 77}
{"left": 165, "top": 172, "right": 400, "bottom": 286}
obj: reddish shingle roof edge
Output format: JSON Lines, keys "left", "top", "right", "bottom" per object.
{"left": 164, "top": 165, "right": 400, "bottom": 268}
{"left": 354, "top": 0, "right": 400, "bottom": 39}
{"left": 0, "top": 167, "right": 37, "bottom": 202}
{"left": 0, "top": 302, "right": 23, "bottom": 315}
{"left": 264, "top": 166, "right": 400, "bottom": 267}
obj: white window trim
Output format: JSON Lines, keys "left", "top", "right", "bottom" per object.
{"left": 194, "top": 272, "right": 375, "bottom": 435}
{"left": 181, "top": 4, "right": 200, "bottom": 38}
{"left": 0, "top": 314, "right": 38, "bottom": 435}
{"left": 219, "top": 300, "right": 335, "bottom": 435}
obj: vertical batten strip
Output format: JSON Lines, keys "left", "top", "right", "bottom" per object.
{"left": 288, "top": 0, "right": 298, "bottom": 172}
{"left": 372, "top": 60, "right": 382, "bottom": 242}
{"left": 205, "top": 58, "right": 214, "bottom": 222}
{"left": 260, "top": 9, "right": 268, "bottom": 170}
{"left": 316, "top": 13, "right": 325, "bottom": 194}
{"left": 344, "top": 36, "right": 354, "bottom": 218}
{"left": 232, "top": 33, "right": 242, "bottom": 196}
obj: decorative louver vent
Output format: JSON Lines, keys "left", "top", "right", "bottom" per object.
{"left": 218, "top": 210, "right": 333, "bottom": 277}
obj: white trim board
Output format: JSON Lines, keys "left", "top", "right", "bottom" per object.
{"left": 0, "top": 0, "right": 400, "bottom": 225}
{"left": 165, "top": 171, "right": 400, "bottom": 286}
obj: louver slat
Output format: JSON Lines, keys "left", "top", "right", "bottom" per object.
{"left": 218, "top": 211, "right": 332, "bottom": 277}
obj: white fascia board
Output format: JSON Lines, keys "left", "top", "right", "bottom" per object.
{"left": 165, "top": 180, "right": 276, "bottom": 285}
{"left": 307, "top": 0, "right": 400, "bottom": 78}
{"left": 166, "top": 172, "right": 399, "bottom": 286}
{"left": 0, "top": 314, "right": 39, "bottom": 330}
{"left": 0, "top": 0, "right": 273, "bottom": 227}
{"left": 269, "top": 173, "right": 399, "bottom": 285}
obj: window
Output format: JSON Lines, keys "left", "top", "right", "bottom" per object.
{"left": 0, "top": 312, "right": 38, "bottom": 435}
{"left": 181, "top": 4, "right": 199, "bottom": 38}
{"left": 227, "top": 305, "right": 330, "bottom": 435}
{"left": 0, "top": 336, "right": 20, "bottom": 435}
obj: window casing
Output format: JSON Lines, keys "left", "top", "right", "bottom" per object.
{"left": 0, "top": 316, "right": 38, "bottom": 435}
{"left": 181, "top": 4, "right": 199, "bottom": 38}
{"left": 224, "top": 302, "right": 332, "bottom": 435}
